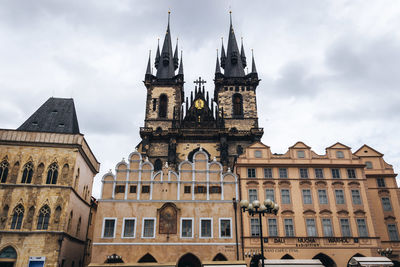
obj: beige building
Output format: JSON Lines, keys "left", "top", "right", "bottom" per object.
{"left": 236, "top": 141, "right": 399, "bottom": 267}
{"left": 0, "top": 98, "right": 99, "bottom": 267}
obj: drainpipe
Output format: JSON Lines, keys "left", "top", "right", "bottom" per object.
{"left": 233, "top": 198, "right": 239, "bottom": 260}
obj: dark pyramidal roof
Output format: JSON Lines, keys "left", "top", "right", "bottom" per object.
{"left": 18, "top": 97, "right": 80, "bottom": 134}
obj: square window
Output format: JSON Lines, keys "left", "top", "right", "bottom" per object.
{"left": 302, "top": 189, "right": 312, "bottom": 204}
{"left": 336, "top": 151, "right": 344, "bottom": 158}
{"left": 142, "top": 185, "right": 150, "bottom": 193}
{"left": 220, "top": 219, "right": 232, "bottom": 238}
{"left": 195, "top": 186, "right": 206, "bottom": 193}
{"left": 184, "top": 186, "right": 191, "bottom": 194}
{"left": 129, "top": 185, "right": 137, "bottom": 193}
{"left": 284, "top": 218, "right": 294, "bottom": 237}
{"left": 279, "top": 168, "right": 288, "bottom": 178}
{"left": 318, "top": 189, "right": 328, "bottom": 205}
{"left": 268, "top": 218, "right": 278, "bottom": 236}
{"left": 365, "top": 161, "right": 373, "bottom": 169}
{"left": 331, "top": 169, "right": 341, "bottom": 179}
{"left": 281, "top": 189, "right": 291, "bottom": 204}
{"left": 254, "top": 150, "right": 262, "bottom": 158}
{"left": 115, "top": 185, "right": 125, "bottom": 193}
{"left": 103, "top": 219, "right": 116, "bottom": 238}
{"left": 200, "top": 219, "right": 212, "bottom": 238}
{"left": 335, "top": 189, "right": 345, "bottom": 205}
{"left": 248, "top": 168, "right": 256, "bottom": 178}
{"left": 315, "top": 168, "right": 324, "bottom": 179}
{"left": 347, "top": 169, "right": 357, "bottom": 179}
{"left": 388, "top": 224, "right": 399, "bottom": 241}
{"left": 382, "top": 197, "right": 392, "bottom": 211}
{"left": 377, "top": 178, "right": 386, "bottom": 188}
{"left": 123, "top": 218, "right": 136, "bottom": 238}
{"left": 351, "top": 190, "right": 362, "bottom": 205}
{"left": 300, "top": 168, "right": 309, "bottom": 178}
{"left": 265, "top": 189, "right": 275, "bottom": 202}
{"left": 264, "top": 168, "right": 273, "bottom": 178}
{"left": 181, "top": 219, "right": 193, "bottom": 238}
{"left": 297, "top": 150, "right": 305, "bottom": 158}
{"left": 210, "top": 186, "right": 221, "bottom": 193}
{"left": 142, "top": 218, "right": 155, "bottom": 238}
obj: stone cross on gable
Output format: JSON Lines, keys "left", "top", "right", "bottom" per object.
{"left": 193, "top": 77, "right": 207, "bottom": 87}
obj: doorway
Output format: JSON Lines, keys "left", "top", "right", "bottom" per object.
{"left": 177, "top": 253, "right": 201, "bottom": 267}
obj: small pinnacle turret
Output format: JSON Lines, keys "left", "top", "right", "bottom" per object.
{"left": 215, "top": 49, "right": 222, "bottom": 74}
{"left": 146, "top": 50, "right": 152, "bottom": 75}
{"left": 174, "top": 39, "right": 179, "bottom": 70}
{"left": 178, "top": 50, "right": 184, "bottom": 75}
{"left": 220, "top": 38, "right": 226, "bottom": 69}
{"left": 251, "top": 49, "right": 257, "bottom": 74}
{"left": 241, "top": 38, "right": 247, "bottom": 68}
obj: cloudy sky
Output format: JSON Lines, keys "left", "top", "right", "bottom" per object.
{"left": 0, "top": 0, "right": 399, "bottom": 197}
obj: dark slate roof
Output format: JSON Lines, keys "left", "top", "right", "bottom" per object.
{"left": 17, "top": 97, "right": 80, "bottom": 134}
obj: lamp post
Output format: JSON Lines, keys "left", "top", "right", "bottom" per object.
{"left": 240, "top": 199, "right": 279, "bottom": 267}
{"left": 378, "top": 247, "right": 393, "bottom": 257}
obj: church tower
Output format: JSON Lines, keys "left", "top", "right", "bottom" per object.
{"left": 214, "top": 13, "right": 260, "bottom": 132}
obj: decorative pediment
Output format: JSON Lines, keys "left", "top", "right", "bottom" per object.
{"left": 247, "top": 141, "right": 270, "bottom": 149}
{"left": 327, "top": 142, "right": 351, "bottom": 149}
{"left": 281, "top": 209, "right": 294, "bottom": 215}
{"left": 303, "top": 209, "right": 316, "bottom": 215}
{"left": 300, "top": 180, "right": 312, "bottom": 186}
{"left": 332, "top": 181, "right": 344, "bottom": 186}
{"left": 278, "top": 180, "right": 291, "bottom": 186}
{"left": 378, "top": 189, "right": 390, "bottom": 195}
{"left": 354, "top": 144, "right": 383, "bottom": 157}
{"left": 319, "top": 209, "right": 332, "bottom": 215}
{"left": 246, "top": 181, "right": 259, "bottom": 185}
{"left": 348, "top": 181, "right": 360, "bottom": 186}
{"left": 315, "top": 180, "right": 327, "bottom": 186}
{"left": 289, "top": 141, "right": 311, "bottom": 149}
{"left": 384, "top": 215, "right": 396, "bottom": 221}
{"left": 354, "top": 209, "right": 366, "bottom": 215}
{"left": 263, "top": 181, "right": 275, "bottom": 186}
{"left": 337, "top": 210, "right": 349, "bottom": 215}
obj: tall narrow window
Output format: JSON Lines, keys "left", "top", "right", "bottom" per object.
{"left": 232, "top": 93, "right": 243, "bottom": 116}
{"left": 158, "top": 94, "right": 168, "bottom": 118}
{"left": 0, "top": 160, "right": 9, "bottom": 183}
{"left": 351, "top": 190, "right": 362, "bottom": 205}
{"left": 284, "top": 219, "right": 294, "bottom": 237}
{"left": 123, "top": 218, "right": 136, "bottom": 238}
{"left": 318, "top": 189, "right": 328, "bottom": 204}
{"left": 302, "top": 189, "right": 312, "bottom": 204}
{"left": 11, "top": 204, "right": 24, "bottom": 229}
{"left": 347, "top": 169, "right": 356, "bottom": 179}
{"left": 331, "top": 168, "right": 341, "bottom": 179}
{"left": 37, "top": 205, "right": 50, "bottom": 230}
{"left": 279, "top": 168, "right": 288, "bottom": 178}
{"left": 247, "top": 168, "right": 256, "bottom": 178}
{"left": 356, "top": 218, "right": 368, "bottom": 237}
{"left": 299, "top": 168, "right": 309, "bottom": 178}
{"left": 248, "top": 189, "right": 258, "bottom": 202}
{"left": 181, "top": 218, "right": 193, "bottom": 238}
{"left": 281, "top": 189, "right": 291, "bottom": 204}
{"left": 268, "top": 218, "right": 278, "bottom": 236}
{"left": 315, "top": 168, "right": 324, "bottom": 179}
{"left": 388, "top": 224, "right": 399, "bottom": 241}
{"left": 264, "top": 168, "right": 273, "bottom": 178}
{"left": 381, "top": 197, "right": 392, "bottom": 211}
{"left": 46, "top": 163, "right": 59, "bottom": 184}
{"left": 103, "top": 218, "right": 116, "bottom": 238}
{"left": 143, "top": 218, "right": 155, "bottom": 238}
{"left": 154, "top": 159, "right": 162, "bottom": 172}
{"left": 322, "top": 218, "right": 333, "bottom": 237}
{"left": 306, "top": 218, "right": 317, "bottom": 236}
{"left": 200, "top": 219, "right": 212, "bottom": 238}
{"left": 266, "top": 189, "right": 275, "bottom": 202}
{"left": 250, "top": 218, "right": 260, "bottom": 237}
{"left": 377, "top": 178, "right": 386, "bottom": 188}
{"left": 340, "top": 218, "right": 351, "bottom": 237}
{"left": 76, "top": 217, "right": 81, "bottom": 236}
{"left": 21, "top": 162, "right": 34, "bottom": 183}
{"left": 335, "top": 189, "right": 345, "bottom": 205}
{"left": 220, "top": 219, "right": 231, "bottom": 238}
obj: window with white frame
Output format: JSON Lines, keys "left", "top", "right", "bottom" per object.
{"left": 302, "top": 189, "right": 312, "bottom": 204}
{"left": 264, "top": 168, "right": 273, "bottom": 178}
{"left": 356, "top": 218, "right": 368, "bottom": 237}
{"left": 102, "top": 218, "right": 116, "bottom": 238}
{"left": 306, "top": 218, "right": 317, "bottom": 236}
{"left": 250, "top": 218, "right": 260, "bottom": 237}
{"left": 247, "top": 168, "right": 256, "bottom": 178}
{"left": 122, "top": 218, "right": 136, "bottom": 238}
{"left": 281, "top": 189, "right": 291, "bottom": 204}
{"left": 335, "top": 189, "right": 345, "bottom": 205}
{"left": 388, "top": 224, "right": 399, "bottom": 241}
{"left": 181, "top": 218, "right": 193, "bottom": 238}
{"left": 266, "top": 189, "right": 275, "bottom": 202}
{"left": 300, "top": 168, "right": 309, "bottom": 178}
{"left": 268, "top": 218, "right": 278, "bottom": 236}
{"left": 331, "top": 168, "right": 341, "bottom": 179}
{"left": 249, "top": 189, "right": 258, "bottom": 202}
{"left": 318, "top": 189, "right": 328, "bottom": 204}
{"left": 340, "top": 218, "right": 351, "bottom": 237}
{"left": 284, "top": 218, "right": 294, "bottom": 237}
{"left": 351, "top": 190, "right": 362, "bottom": 205}
{"left": 200, "top": 218, "right": 212, "bottom": 238}
{"left": 315, "top": 168, "right": 324, "bottom": 179}
{"left": 382, "top": 197, "right": 392, "bottom": 211}
{"left": 220, "top": 219, "right": 232, "bottom": 238}
{"left": 142, "top": 218, "right": 155, "bottom": 238}
{"left": 347, "top": 169, "right": 356, "bottom": 179}
{"left": 322, "top": 218, "right": 333, "bottom": 237}
{"left": 279, "top": 168, "right": 288, "bottom": 178}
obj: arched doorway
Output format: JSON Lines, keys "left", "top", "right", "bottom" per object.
{"left": 250, "top": 255, "right": 265, "bottom": 267}
{"left": 177, "top": 253, "right": 201, "bottom": 267}
{"left": 347, "top": 253, "right": 365, "bottom": 267}
{"left": 281, "top": 254, "right": 294, "bottom": 259}
{"left": 313, "top": 253, "right": 336, "bottom": 267}
{"left": 138, "top": 253, "right": 157, "bottom": 263}
{"left": 0, "top": 246, "right": 17, "bottom": 267}
{"left": 212, "top": 253, "right": 227, "bottom": 261}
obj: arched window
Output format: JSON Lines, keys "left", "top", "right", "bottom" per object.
{"left": 232, "top": 93, "right": 243, "bottom": 116}
{"left": 46, "top": 163, "right": 59, "bottom": 184}
{"left": 154, "top": 159, "right": 162, "bottom": 171}
{"left": 138, "top": 253, "right": 157, "bottom": 263}
{"left": 37, "top": 205, "right": 50, "bottom": 230}
{"left": 159, "top": 94, "right": 168, "bottom": 118}
{"left": 21, "top": 162, "right": 34, "bottom": 183}
{"left": 11, "top": 204, "right": 24, "bottom": 229}
{"left": 67, "top": 211, "right": 73, "bottom": 231}
{"left": 0, "top": 246, "right": 17, "bottom": 260}
{"left": 0, "top": 160, "right": 9, "bottom": 183}
{"left": 76, "top": 217, "right": 81, "bottom": 236}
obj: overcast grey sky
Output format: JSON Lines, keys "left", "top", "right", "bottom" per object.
{"left": 1, "top": 0, "right": 399, "bottom": 197}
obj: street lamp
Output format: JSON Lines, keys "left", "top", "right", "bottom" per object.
{"left": 378, "top": 247, "right": 393, "bottom": 257}
{"left": 240, "top": 199, "right": 279, "bottom": 267}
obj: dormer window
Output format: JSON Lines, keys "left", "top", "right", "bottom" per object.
{"left": 336, "top": 151, "right": 344, "bottom": 158}
{"left": 365, "top": 161, "right": 373, "bottom": 169}
{"left": 297, "top": 151, "right": 305, "bottom": 158}
{"left": 254, "top": 150, "right": 262, "bottom": 158}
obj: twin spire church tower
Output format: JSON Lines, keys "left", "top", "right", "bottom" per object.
{"left": 140, "top": 13, "right": 262, "bottom": 169}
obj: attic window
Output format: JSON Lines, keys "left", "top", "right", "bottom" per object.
{"left": 52, "top": 110, "right": 58, "bottom": 114}
{"left": 254, "top": 150, "right": 262, "bottom": 158}
{"left": 297, "top": 151, "right": 305, "bottom": 158}
{"left": 58, "top": 123, "right": 65, "bottom": 128}
{"left": 364, "top": 150, "right": 368, "bottom": 153}
{"left": 336, "top": 151, "right": 344, "bottom": 158}
{"left": 31, "top": 122, "right": 38, "bottom": 126}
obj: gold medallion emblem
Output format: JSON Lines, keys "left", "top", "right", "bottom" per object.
{"left": 195, "top": 99, "right": 205, "bottom": 109}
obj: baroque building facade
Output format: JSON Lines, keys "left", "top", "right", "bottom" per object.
{"left": 237, "top": 142, "right": 400, "bottom": 267}
{"left": 0, "top": 98, "right": 99, "bottom": 267}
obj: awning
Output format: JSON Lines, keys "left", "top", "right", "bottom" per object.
{"left": 260, "top": 259, "right": 324, "bottom": 267}
{"left": 202, "top": 260, "right": 247, "bottom": 267}
{"left": 350, "top": 257, "right": 393, "bottom": 266}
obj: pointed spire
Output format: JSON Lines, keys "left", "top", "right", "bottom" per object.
{"left": 146, "top": 50, "right": 152, "bottom": 75}
{"left": 251, "top": 49, "right": 257, "bottom": 73}
{"left": 173, "top": 38, "right": 179, "bottom": 70}
{"left": 178, "top": 50, "right": 184, "bottom": 75}
{"left": 215, "top": 49, "right": 221, "bottom": 74}
{"left": 156, "top": 11, "right": 176, "bottom": 79}
{"left": 155, "top": 38, "right": 160, "bottom": 69}
{"left": 241, "top": 37, "right": 247, "bottom": 68}
{"left": 220, "top": 37, "right": 226, "bottom": 69}
{"left": 224, "top": 11, "right": 245, "bottom": 77}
